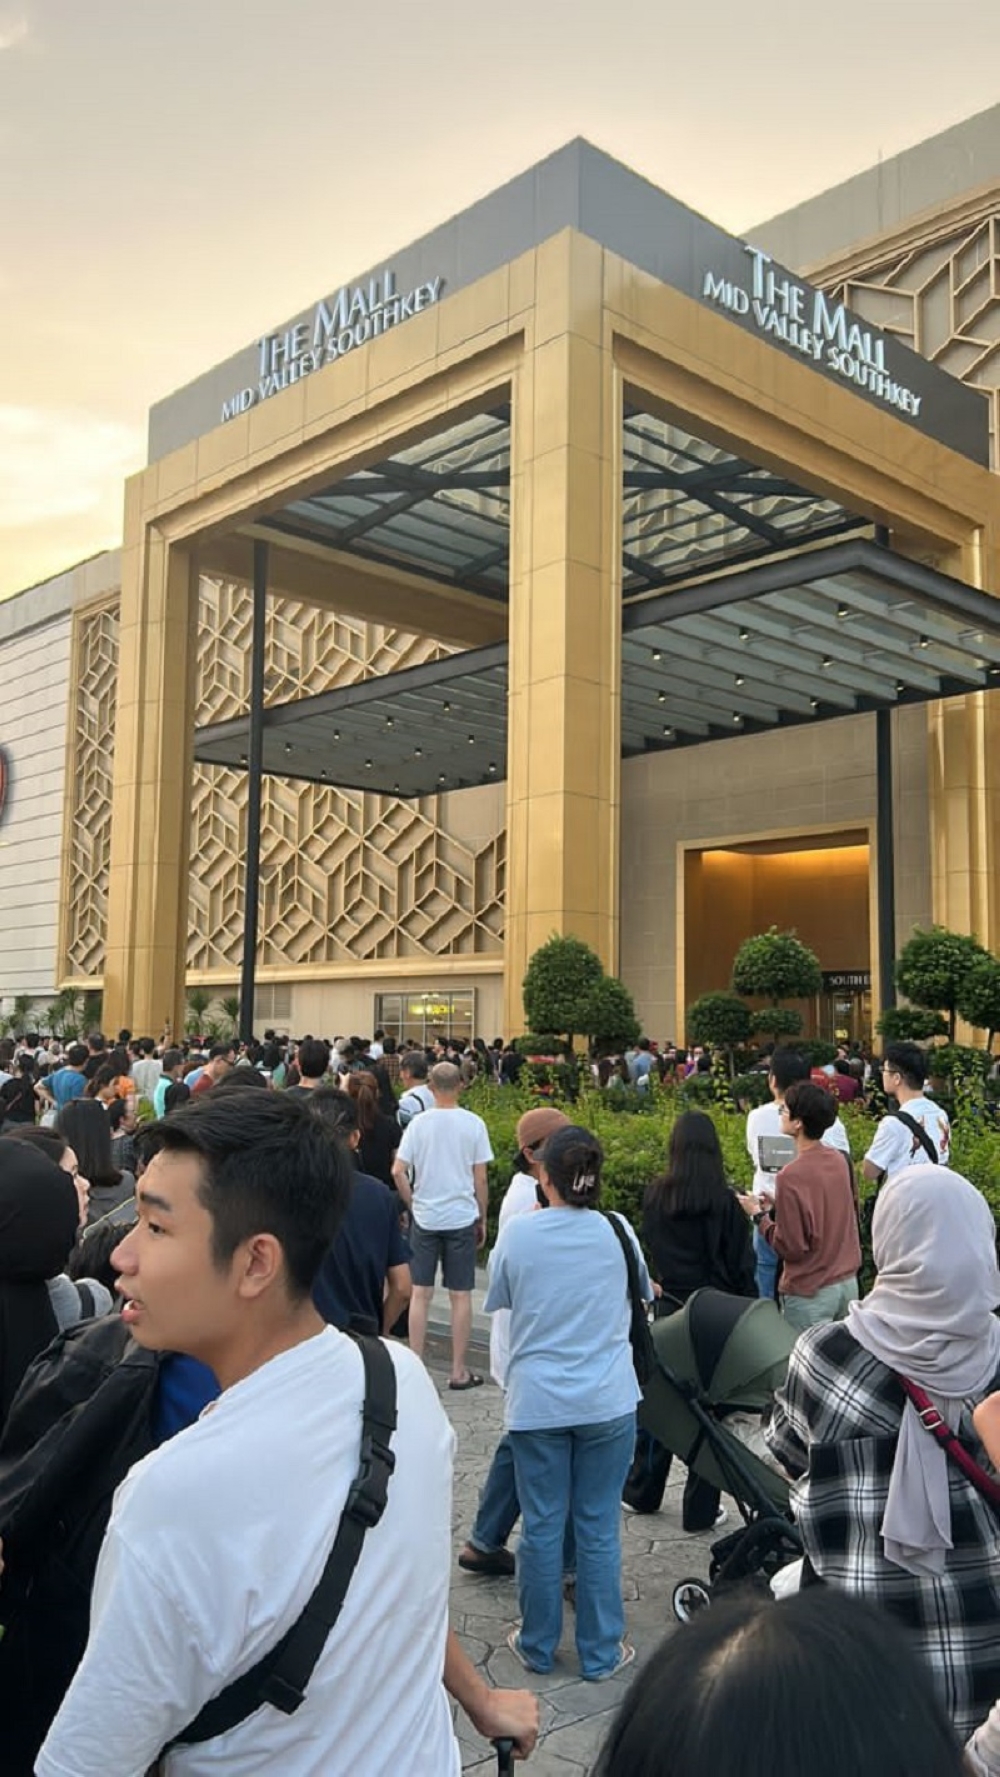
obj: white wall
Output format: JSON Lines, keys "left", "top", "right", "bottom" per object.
{"left": 0, "top": 609, "right": 72, "bottom": 1009}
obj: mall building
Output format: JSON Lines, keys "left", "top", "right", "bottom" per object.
{"left": 5, "top": 106, "right": 1000, "bottom": 1048}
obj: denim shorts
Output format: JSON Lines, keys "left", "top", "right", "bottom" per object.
{"left": 409, "top": 1219, "right": 478, "bottom": 1290}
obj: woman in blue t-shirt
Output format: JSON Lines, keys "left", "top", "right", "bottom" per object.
{"left": 485, "top": 1124, "right": 651, "bottom": 1682}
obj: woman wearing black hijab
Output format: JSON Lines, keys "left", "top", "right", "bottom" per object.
{"left": 0, "top": 1139, "right": 84, "bottom": 1433}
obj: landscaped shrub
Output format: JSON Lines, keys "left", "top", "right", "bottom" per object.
{"left": 461, "top": 1077, "right": 1000, "bottom": 1278}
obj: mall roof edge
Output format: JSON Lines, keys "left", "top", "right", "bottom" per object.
{"left": 147, "top": 140, "right": 989, "bottom": 470}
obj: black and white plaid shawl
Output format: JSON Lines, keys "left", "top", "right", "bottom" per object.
{"left": 767, "top": 1320, "right": 1000, "bottom": 1740}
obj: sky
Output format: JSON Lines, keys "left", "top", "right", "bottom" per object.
{"left": 3, "top": 0, "right": 1000, "bottom": 600}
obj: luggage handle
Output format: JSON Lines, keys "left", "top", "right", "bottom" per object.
{"left": 493, "top": 1737, "right": 516, "bottom": 1774}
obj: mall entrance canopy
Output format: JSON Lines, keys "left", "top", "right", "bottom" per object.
{"left": 194, "top": 533, "right": 1000, "bottom": 1018}
{"left": 101, "top": 139, "right": 1000, "bottom": 1041}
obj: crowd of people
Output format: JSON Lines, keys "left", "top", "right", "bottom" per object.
{"left": 0, "top": 1018, "right": 998, "bottom": 1773}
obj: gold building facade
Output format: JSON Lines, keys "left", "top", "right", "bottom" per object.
{"left": 31, "top": 128, "right": 1000, "bottom": 1045}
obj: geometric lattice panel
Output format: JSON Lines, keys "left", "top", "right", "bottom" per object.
{"left": 189, "top": 580, "right": 505, "bottom": 969}
{"left": 66, "top": 581, "right": 506, "bottom": 983}
{"left": 825, "top": 210, "right": 1000, "bottom": 469}
{"left": 63, "top": 601, "right": 119, "bottom": 977}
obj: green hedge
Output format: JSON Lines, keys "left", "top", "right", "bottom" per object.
{"left": 460, "top": 1079, "right": 1000, "bottom": 1274}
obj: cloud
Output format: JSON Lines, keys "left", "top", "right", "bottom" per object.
{"left": 0, "top": 13, "right": 28, "bottom": 51}
{"left": 0, "top": 406, "right": 143, "bottom": 529}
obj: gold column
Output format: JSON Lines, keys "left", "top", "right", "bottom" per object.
{"left": 503, "top": 232, "right": 622, "bottom": 1036}
{"left": 103, "top": 516, "right": 199, "bottom": 1039}
{"left": 928, "top": 534, "right": 1000, "bottom": 953}
{"left": 928, "top": 690, "right": 999, "bottom": 949}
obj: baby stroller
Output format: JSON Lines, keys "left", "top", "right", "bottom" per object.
{"left": 638, "top": 1288, "right": 802, "bottom": 1621}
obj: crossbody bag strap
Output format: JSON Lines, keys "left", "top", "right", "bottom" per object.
{"left": 896, "top": 1373, "right": 1000, "bottom": 1511}
{"left": 167, "top": 1332, "right": 398, "bottom": 1749}
{"left": 894, "top": 1110, "right": 938, "bottom": 1166}
{"left": 601, "top": 1210, "right": 655, "bottom": 1385}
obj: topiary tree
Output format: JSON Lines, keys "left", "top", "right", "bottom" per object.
{"left": 956, "top": 952, "right": 1000, "bottom": 1055}
{"left": 687, "top": 991, "right": 752, "bottom": 1077}
{"left": 748, "top": 1005, "right": 804, "bottom": 1041}
{"left": 894, "top": 925, "right": 990, "bottom": 1043}
{"left": 731, "top": 928, "right": 821, "bottom": 1049}
{"left": 875, "top": 1005, "right": 948, "bottom": 1043}
{"left": 522, "top": 935, "right": 605, "bottom": 1051}
{"left": 584, "top": 976, "right": 641, "bottom": 1055}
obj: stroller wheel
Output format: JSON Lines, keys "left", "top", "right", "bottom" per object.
{"left": 672, "top": 1578, "right": 711, "bottom": 1623}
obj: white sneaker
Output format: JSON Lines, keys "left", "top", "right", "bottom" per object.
{"left": 714, "top": 1505, "right": 729, "bottom": 1528}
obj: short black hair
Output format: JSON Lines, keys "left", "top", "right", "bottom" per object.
{"left": 164, "top": 1081, "right": 192, "bottom": 1112}
{"left": 207, "top": 1042, "right": 234, "bottom": 1063}
{"left": 66, "top": 1042, "right": 89, "bottom": 1068}
{"left": 783, "top": 1079, "right": 838, "bottom": 1140}
{"left": 769, "top": 1048, "right": 810, "bottom": 1093}
{"left": 5, "top": 1124, "right": 70, "bottom": 1166}
{"left": 882, "top": 1041, "right": 928, "bottom": 1090}
{"left": 139, "top": 1091, "right": 352, "bottom": 1300}
{"left": 297, "top": 1037, "right": 331, "bottom": 1081}
{"left": 210, "top": 1065, "right": 268, "bottom": 1092}
{"left": 400, "top": 1049, "right": 428, "bottom": 1080}
{"left": 162, "top": 1046, "right": 184, "bottom": 1072}
{"left": 593, "top": 1587, "right": 966, "bottom": 1777}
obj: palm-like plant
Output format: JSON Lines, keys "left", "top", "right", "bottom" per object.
{"left": 220, "top": 993, "right": 242, "bottom": 1038}
{"left": 11, "top": 992, "right": 34, "bottom": 1035}
{"left": 48, "top": 987, "right": 82, "bottom": 1040}
{"left": 186, "top": 986, "right": 213, "bottom": 1037}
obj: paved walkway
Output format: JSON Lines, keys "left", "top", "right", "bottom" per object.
{"left": 426, "top": 1287, "right": 721, "bottom": 1775}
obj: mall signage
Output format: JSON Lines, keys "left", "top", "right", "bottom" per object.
{"left": 220, "top": 269, "right": 445, "bottom": 423}
{"left": 822, "top": 970, "right": 871, "bottom": 992}
{"left": 702, "top": 247, "right": 922, "bottom": 419}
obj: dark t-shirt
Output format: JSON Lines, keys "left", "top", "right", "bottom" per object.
{"left": 312, "top": 1169, "right": 410, "bottom": 1334}
{"left": 358, "top": 1113, "right": 400, "bottom": 1188}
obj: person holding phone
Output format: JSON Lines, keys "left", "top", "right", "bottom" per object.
{"left": 743, "top": 1081, "right": 860, "bottom": 1333}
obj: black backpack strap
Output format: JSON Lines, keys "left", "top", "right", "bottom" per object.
{"left": 894, "top": 1109, "right": 939, "bottom": 1166}
{"left": 167, "top": 1332, "right": 397, "bottom": 1749}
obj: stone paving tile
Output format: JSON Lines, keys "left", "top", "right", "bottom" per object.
{"left": 427, "top": 1340, "right": 723, "bottom": 1776}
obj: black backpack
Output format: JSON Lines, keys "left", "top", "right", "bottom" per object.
{"left": 0, "top": 1315, "right": 160, "bottom": 1773}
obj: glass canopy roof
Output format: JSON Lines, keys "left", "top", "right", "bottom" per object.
{"left": 248, "top": 405, "right": 867, "bottom": 607}
{"left": 257, "top": 408, "right": 511, "bottom": 601}
{"left": 195, "top": 541, "right": 1000, "bottom": 793}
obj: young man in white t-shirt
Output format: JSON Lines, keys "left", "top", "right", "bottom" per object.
{"left": 863, "top": 1040, "right": 950, "bottom": 1183}
{"left": 393, "top": 1061, "right": 493, "bottom": 1389}
{"left": 36, "top": 1091, "right": 535, "bottom": 1777}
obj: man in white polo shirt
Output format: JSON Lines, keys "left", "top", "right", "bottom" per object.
{"left": 393, "top": 1061, "right": 493, "bottom": 1390}
{"left": 863, "top": 1040, "right": 950, "bottom": 1183}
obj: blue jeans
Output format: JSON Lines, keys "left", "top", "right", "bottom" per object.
{"left": 510, "top": 1413, "right": 634, "bottom": 1678}
{"left": 754, "top": 1226, "right": 778, "bottom": 1299}
{"left": 470, "top": 1432, "right": 576, "bottom": 1574}
{"left": 469, "top": 1433, "right": 520, "bottom": 1553}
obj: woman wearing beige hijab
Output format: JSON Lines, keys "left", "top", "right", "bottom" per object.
{"left": 767, "top": 1163, "right": 1000, "bottom": 1739}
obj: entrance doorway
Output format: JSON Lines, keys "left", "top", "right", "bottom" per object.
{"left": 683, "top": 830, "right": 872, "bottom": 1042}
